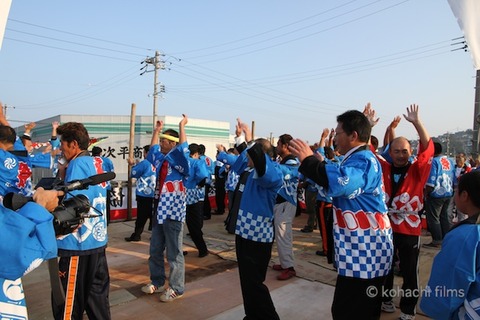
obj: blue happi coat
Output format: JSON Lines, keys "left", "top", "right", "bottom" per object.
{"left": 56, "top": 156, "right": 109, "bottom": 253}
{"left": 147, "top": 142, "right": 190, "bottom": 223}
{"left": 0, "top": 202, "right": 57, "bottom": 319}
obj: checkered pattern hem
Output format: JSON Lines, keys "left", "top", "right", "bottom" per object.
{"left": 186, "top": 188, "right": 204, "bottom": 205}
{"left": 157, "top": 191, "right": 186, "bottom": 223}
{"left": 335, "top": 226, "right": 393, "bottom": 279}
{"left": 235, "top": 210, "right": 274, "bottom": 243}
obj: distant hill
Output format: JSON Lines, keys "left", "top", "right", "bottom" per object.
{"left": 387, "top": 129, "right": 475, "bottom": 157}
{"left": 434, "top": 129, "right": 474, "bottom": 156}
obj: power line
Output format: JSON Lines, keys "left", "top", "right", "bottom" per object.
{"left": 170, "top": 40, "right": 453, "bottom": 92}
{"left": 175, "top": 0, "right": 410, "bottom": 63}
{"left": 8, "top": 18, "right": 153, "bottom": 52}
{"left": 4, "top": 37, "right": 140, "bottom": 62}
{"left": 7, "top": 28, "right": 145, "bottom": 57}
{"left": 12, "top": 66, "right": 142, "bottom": 109}
{"left": 169, "top": 0, "right": 359, "bottom": 55}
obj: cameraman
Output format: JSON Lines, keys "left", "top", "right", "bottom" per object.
{"left": 0, "top": 188, "right": 61, "bottom": 319}
{"left": 54, "top": 122, "right": 110, "bottom": 320}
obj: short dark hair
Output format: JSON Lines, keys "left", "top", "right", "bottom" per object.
{"left": 57, "top": 122, "right": 90, "bottom": 151}
{"left": 370, "top": 135, "right": 379, "bottom": 150}
{"left": 189, "top": 143, "right": 200, "bottom": 155}
{"left": 198, "top": 144, "right": 206, "bottom": 155}
{"left": 433, "top": 142, "right": 442, "bottom": 155}
{"left": 336, "top": 110, "right": 371, "bottom": 143}
{"left": 143, "top": 145, "right": 150, "bottom": 153}
{"left": 458, "top": 171, "right": 480, "bottom": 208}
{"left": 278, "top": 134, "right": 293, "bottom": 146}
{"left": 91, "top": 146, "right": 102, "bottom": 156}
{"left": 163, "top": 129, "right": 179, "bottom": 138}
{"left": 0, "top": 126, "right": 17, "bottom": 146}
{"left": 255, "top": 138, "right": 276, "bottom": 159}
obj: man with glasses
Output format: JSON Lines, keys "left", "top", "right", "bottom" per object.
{"left": 289, "top": 106, "right": 393, "bottom": 319}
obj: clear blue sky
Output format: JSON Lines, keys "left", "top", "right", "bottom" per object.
{"left": 0, "top": 0, "right": 476, "bottom": 144}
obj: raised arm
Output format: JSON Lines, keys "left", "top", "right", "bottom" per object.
{"left": 383, "top": 116, "right": 401, "bottom": 147}
{"left": 327, "top": 128, "right": 335, "bottom": 148}
{"left": 179, "top": 114, "right": 188, "bottom": 144}
{"left": 216, "top": 144, "right": 227, "bottom": 153}
{"left": 24, "top": 122, "right": 36, "bottom": 136}
{"left": 240, "top": 120, "right": 252, "bottom": 143}
{"left": 51, "top": 121, "right": 59, "bottom": 139}
{"left": 235, "top": 118, "right": 242, "bottom": 139}
{"left": 403, "top": 104, "right": 430, "bottom": 147}
{"left": 318, "top": 128, "right": 330, "bottom": 148}
{"left": 0, "top": 101, "right": 9, "bottom": 126}
{"left": 362, "top": 102, "right": 380, "bottom": 128}
{"left": 150, "top": 120, "right": 163, "bottom": 147}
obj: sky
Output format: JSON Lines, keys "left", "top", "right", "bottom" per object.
{"left": 0, "top": 0, "right": 478, "bottom": 145}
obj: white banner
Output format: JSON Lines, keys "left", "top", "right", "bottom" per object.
{"left": 0, "top": 0, "right": 12, "bottom": 51}
{"left": 448, "top": 0, "right": 480, "bottom": 70}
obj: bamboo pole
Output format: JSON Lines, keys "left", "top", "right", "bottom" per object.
{"left": 127, "top": 103, "right": 136, "bottom": 220}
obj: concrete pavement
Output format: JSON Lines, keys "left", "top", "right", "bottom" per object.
{"left": 22, "top": 212, "right": 435, "bottom": 319}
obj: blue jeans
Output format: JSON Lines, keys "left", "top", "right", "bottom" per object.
{"left": 149, "top": 219, "right": 185, "bottom": 294}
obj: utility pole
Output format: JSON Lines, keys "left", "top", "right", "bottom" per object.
{"left": 152, "top": 51, "right": 160, "bottom": 127}
{"left": 141, "top": 51, "right": 165, "bottom": 127}
{"left": 3, "top": 104, "right": 14, "bottom": 118}
{"left": 446, "top": 132, "right": 450, "bottom": 156}
{"left": 473, "top": 69, "right": 480, "bottom": 155}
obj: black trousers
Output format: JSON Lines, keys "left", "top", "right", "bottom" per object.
{"left": 53, "top": 250, "right": 111, "bottom": 320}
{"left": 332, "top": 274, "right": 385, "bottom": 320}
{"left": 203, "top": 185, "right": 212, "bottom": 218}
{"left": 132, "top": 195, "right": 153, "bottom": 239}
{"left": 214, "top": 177, "right": 226, "bottom": 214}
{"left": 382, "top": 233, "right": 420, "bottom": 316}
{"left": 316, "top": 200, "right": 334, "bottom": 263}
{"left": 106, "top": 190, "right": 112, "bottom": 225}
{"left": 235, "top": 235, "right": 280, "bottom": 320}
{"left": 186, "top": 201, "right": 208, "bottom": 255}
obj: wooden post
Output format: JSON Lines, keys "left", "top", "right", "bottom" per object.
{"left": 127, "top": 103, "right": 136, "bottom": 220}
{"left": 251, "top": 121, "right": 255, "bottom": 140}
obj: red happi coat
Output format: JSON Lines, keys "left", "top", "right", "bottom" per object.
{"left": 377, "top": 139, "right": 434, "bottom": 236}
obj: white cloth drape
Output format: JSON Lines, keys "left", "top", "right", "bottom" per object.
{"left": 448, "top": 0, "right": 480, "bottom": 70}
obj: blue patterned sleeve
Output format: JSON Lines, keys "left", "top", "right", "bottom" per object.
{"left": 166, "top": 141, "right": 190, "bottom": 177}
{"left": 421, "top": 226, "right": 479, "bottom": 319}
{"left": 0, "top": 202, "right": 56, "bottom": 280}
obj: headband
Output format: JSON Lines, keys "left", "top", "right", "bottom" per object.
{"left": 159, "top": 133, "right": 179, "bottom": 143}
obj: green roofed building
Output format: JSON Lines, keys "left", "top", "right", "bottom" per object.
{"left": 17, "top": 114, "right": 231, "bottom": 182}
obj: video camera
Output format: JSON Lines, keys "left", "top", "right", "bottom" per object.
{"left": 4, "top": 172, "right": 116, "bottom": 236}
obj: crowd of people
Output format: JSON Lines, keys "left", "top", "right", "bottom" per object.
{"left": 3, "top": 99, "right": 480, "bottom": 320}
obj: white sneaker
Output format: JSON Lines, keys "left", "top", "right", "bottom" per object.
{"left": 159, "top": 287, "right": 183, "bottom": 302}
{"left": 381, "top": 301, "right": 396, "bottom": 313}
{"left": 399, "top": 312, "right": 415, "bottom": 320}
{"left": 141, "top": 283, "right": 165, "bottom": 294}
